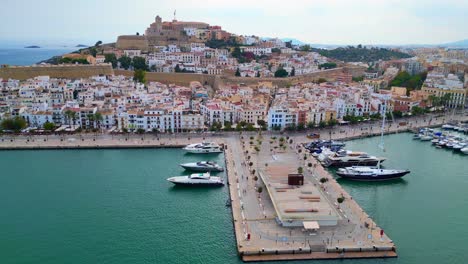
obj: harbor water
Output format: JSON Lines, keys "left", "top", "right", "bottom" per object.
{"left": 1, "top": 133, "right": 467, "bottom": 263}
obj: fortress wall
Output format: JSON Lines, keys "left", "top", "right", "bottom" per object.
{"left": 115, "top": 66, "right": 366, "bottom": 89}
{"left": 114, "top": 70, "right": 218, "bottom": 87}
{"left": 0, "top": 64, "right": 114, "bottom": 80}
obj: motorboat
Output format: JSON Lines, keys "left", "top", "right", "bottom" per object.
{"left": 180, "top": 161, "right": 224, "bottom": 172}
{"left": 420, "top": 135, "right": 433, "bottom": 141}
{"left": 183, "top": 142, "right": 223, "bottom": 154}
{"left": 442, "top": 124, "right": 455, "bottom": 130}
{"left": 305, "top": 140, "right": 345, "bottom": 153}
{"left": 322, "top": 150, "right": 386, "bottom": 167}
{"left": 336, "top": 166, "right": 410, "bottom": 181}
{"left": 461, "top": 147, "right": 468, "bottom": 154}
{"left": 167, "top": 172, "right": 224, "bottom": 186}
{"left": 453, "top": 142, "right": 467, "bottom": 151}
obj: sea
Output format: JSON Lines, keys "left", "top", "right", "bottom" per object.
{"left": 1, "top": 133, "right": 467, "bottom": 264}
{"left": 0, "top": 47, "right": 76, "bottom": 66}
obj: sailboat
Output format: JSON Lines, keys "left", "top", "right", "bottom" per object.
{"left": 336, "top": 97, "right": 410, "bottom": 181}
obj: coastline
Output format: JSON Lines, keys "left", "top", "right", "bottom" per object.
{"left": 1, "top": 113, "right": 466, "bottom": 262}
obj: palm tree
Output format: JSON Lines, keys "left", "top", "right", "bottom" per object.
{"left": 87, "top": 114, "right": 95, "bottom": 129}
{"left": 94, "top": 112, "right": 103, "bottom": 132}
{"left": 64, "top": 110, "right": 76, "bottom": 129}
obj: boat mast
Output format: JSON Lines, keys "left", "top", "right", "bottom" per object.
{"left": 378, "top": 97, "right": 388, "bottom": 152}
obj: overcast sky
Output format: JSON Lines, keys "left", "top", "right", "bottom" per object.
{"left": 1, "top": 0, "right": 468, "bottom": 46}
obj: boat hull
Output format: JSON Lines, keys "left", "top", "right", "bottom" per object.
{"left": 169, "top": 181, "right": 224, "bottom": 186}
{"left": 183, "top": 149, "right": 223, "bottom": 154}
{"left": 336, "top": 170, "right": 410, "bottom": 181}
{"left": 324, "top": 160, "right": 383, "bottom": 167}
{"left": 180, "top": 165, "right": 224, "bottom": 172}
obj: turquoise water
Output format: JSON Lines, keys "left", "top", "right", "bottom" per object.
{"left": 1, "top": 134, "right": 467, "bottom": 263}
{"left": 0, "top": 48, "right": 75, "bottom": 65}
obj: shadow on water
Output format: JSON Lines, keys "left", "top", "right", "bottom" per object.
{"left": 183, "top": 153, "right": 222, "bottom": 158}
{"left": 336, "top": 177, "right": 409, "bottom": 187}
{"left": 167, "top": 184, "right": 225, "bottom": 193}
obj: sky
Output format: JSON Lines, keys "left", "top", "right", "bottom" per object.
{"left": 1, "top": 0, "right": 468, "bottom": 47}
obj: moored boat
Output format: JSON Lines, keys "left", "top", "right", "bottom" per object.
{"left": 336, "top": 166, "right": 410, "bottom": 181}
{"left": 322, "top": 150, "right": 386, "bottom": 167}
{"left": 180, "top": 161, "right": 224, "bottom": 172}
{"left": 183, "top": 142, "right": 223, "bottom": 154}
{"left": 167, "top": 172, "right": 224, "bottom": 186}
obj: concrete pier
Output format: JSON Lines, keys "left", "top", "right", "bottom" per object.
{"left": 0, "top": 112, "right": 467, "bottom": 262}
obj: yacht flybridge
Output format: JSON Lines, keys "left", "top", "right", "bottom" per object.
{"left": 183, "top": 142, "right": 223, "bottom": 154}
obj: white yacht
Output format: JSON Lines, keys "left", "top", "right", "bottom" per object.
{"left": 453, "top": 142, "right": 467, "bottom": 151}
{"left": 167, "top": 172, "right": 224, "bottom": 186}
{"left": 461, "top": 147, "right": 468, "bottom": 154}
{"left": 336, "top": 166, "right": 410, "bottom": 181}
{"left": 322, "top": 150, "right": 386, "bottom": 167}
{"left": 183, "top": 142, "right": 223, "bottom": 154}
{"left": 180, "top": 161, "right": 224, "bottom": 172}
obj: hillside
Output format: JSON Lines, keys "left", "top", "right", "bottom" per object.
{"left": 442, "top": 39, "right": 468, "bottom": 48}
{"left": 312, "top": 46, "right": 412, "bottom": 62}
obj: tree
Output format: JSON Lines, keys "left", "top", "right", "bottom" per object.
{"left": 104, "top": 53, "right": 118, "bottom": 68}
{"left": 297, "top": 167, "right": 303, "bottom": 174}
{"left": 440, "top": 93, "right": 452, "bottom": 107}
{"left": 94, "top": 112, "right": 103, "bottom": 131}
{"left": 132, "top": 56, "right": 148, "bottom": 71}
{"left": 307, "top": 121, "right": 316, "bottom": 129}
{"left": 352, "top": 76, "right": 364, "bottom": 82}
{"left": 133, "top": 69, "right": 146, "bottom": 84}
{"left": 319, "top": 62, "right": 337, "bottom": 70}
{"left": 235, "top": 68, "right": 241, "bottom": 77}
{"left": 327, "top": 119, "right": 338, "bottom": 127}
{"left": 94, "top": 40, "right": 102, "bottom": 47}
{"left": 64, "top": 110, "right": 76, "bottom": 128}
{"left": 337, "top": 196, "right": 345, "bottom": 204}
{"left": 43, "top": 121, "right": 55, "bottom": 131}
{"left": 224, "top": 121, "right": 232, "bottom": 131}
{"left": 118, "top": 55, "right": 132, "bottom": 70}
{"left": 89, "top": 47, "right": 97, "bottom": 57}
{"left": 245, "top": 123, "right": 255, "bottom": 131}
{"left": 411, "top": 106, "right": 425, "bottom": 115}
{"left": 320, "top": 178, "right": 328, "bottom": 184}
{"left": 136, "top": 128, "right": 145, "bottom": 134}
{"left": 317, "top": 78, "right": 327, "bottom": 84}
{"left": 297, "top": 123, "right": 305, "bottom": 131}
{"left": 319, "top": 121, "right": 327, "bottom": 128}
{"left": 0, "top": 117, "right": 27, "bottom": 132}
{"left": 271, "top": 48, "right": 281, "bottom": 53}
{"left": 257, "top": 186, "right": 263, "bottom": 194}
{"left": 300, "top": 44, "right": 311, "bottom": 52}
{"left": 290, "top": 67, "right": 295, "bottom": 77}
{"left": 274, "top": 68, "right": 288, "bottom": 78}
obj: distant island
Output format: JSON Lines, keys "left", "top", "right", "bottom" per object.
{"left": 76, "top": 44, "right": 88, "bottom": 48}
{"left": 25, "top": 45, "right": 41, "bottom": 48}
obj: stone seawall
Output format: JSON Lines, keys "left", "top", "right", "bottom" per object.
{"left": 0, "top": 64, "right": 114, "bottom": 80}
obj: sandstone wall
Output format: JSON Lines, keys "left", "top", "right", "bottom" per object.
{"left": 114, "top": 65, "right": 366, "bottom": 89}
{"left": 0, "top": 64, "right": 114, "bottom": 80}
{"left": 114, "top": 70, "right": 218, "bottom": 87}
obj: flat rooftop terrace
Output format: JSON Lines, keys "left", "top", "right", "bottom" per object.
{"left": 260, "top": 154, "right": 340, "bottom": 227}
